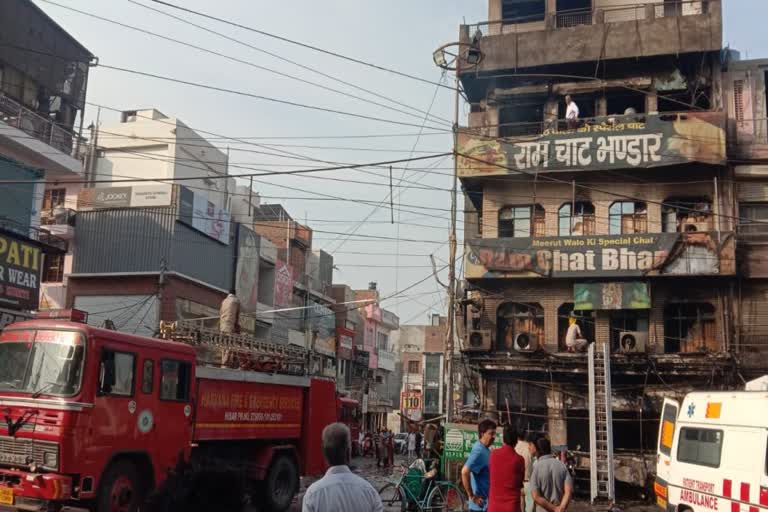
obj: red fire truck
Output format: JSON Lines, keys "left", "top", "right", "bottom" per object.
{"left": 0, "top": 318, "right": 359, "bottom": 512}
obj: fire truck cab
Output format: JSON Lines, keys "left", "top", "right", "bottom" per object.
{"left": 654, "top": 377, "right": 768, "bottom": 512}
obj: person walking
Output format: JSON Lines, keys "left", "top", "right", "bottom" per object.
{"left": 388, "top": 429, "right": 395, "bottom": 467}
{"left": 488, "top": 424, "right": 525, "bottom": 512}
{"left": 415, "top": 427, "right": 423, "bottom": 459}
{"left": 407, "top": 429, "right": 417, "bottom": 460}
{"left": 373, "top": 429, "right": 382, "bottom": 467}
{"left": 530, "top": 437, "right": 573, "bottom": 512}
{"left": 461, "top": 419, "right": 497, "bottom": 512}
{"left": 302, "top": 423, "right": 384, "bottom": 512}
{"left": 515, "top": 431, "right": 534, "bottom": 512}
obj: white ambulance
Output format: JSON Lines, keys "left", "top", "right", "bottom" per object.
{"left": 655, "top": 376, "right": 768, "bottom": 512}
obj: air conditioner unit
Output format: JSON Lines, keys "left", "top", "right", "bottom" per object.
{"left": 619, "top": 331, "right": 648, "bottom": 354}
{"left": 680, "top": 215, "right": 711, "bottom": 233}
{"left": 513, "top": 332, "right": 538, "bottom": 352}
{"left": 464, "top": 330, "right": 492, "bottom": 352}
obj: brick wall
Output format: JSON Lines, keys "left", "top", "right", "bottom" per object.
{"left": 425, "top": 324, "right": 446, "bottom": 353}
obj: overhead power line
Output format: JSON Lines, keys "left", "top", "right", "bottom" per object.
{"left": 150, "top": 0, "right": 454, "bottom": 90}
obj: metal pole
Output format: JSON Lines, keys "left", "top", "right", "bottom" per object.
{"left": 445, "top": 73, "right": 460, "bottom": 423}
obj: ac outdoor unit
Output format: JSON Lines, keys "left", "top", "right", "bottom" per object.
{"left": 513, "top": 332, "right": 538, "bottom": 352}
{"left": 464, "top": 330, "right": 492, "bottom": 352}
{"left": 618, "top": 331, "right": 648, "bottom": 354}
{"left": 682, "top": 220, "right": 711, "bottom": 232}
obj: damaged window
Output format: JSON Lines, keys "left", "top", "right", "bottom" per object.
{"left": 739, "top": 203, "right": 768, "bottom": 236}
{"left": 502, "top": 0, "right": 545, "bottom": 22}
{"left": 558, "top": 303, "right": 594, "bottom": 352}
{"left": 559, "top": 202, "right": 595, "bottom": 236}
{"left": 609, "top": 201, "right": 647, "bottom": 234}
{"left": 499, "top": 102, "right": 545, "bottom": 137}
{"left": 663, "top": 198, "right": 712, "bottom": 233}
{"left": 499, "top": 205, "right": 545, "bottom": 238}
{"left": 663, "top": 303, "right": 716, "bottom": 353}
{"left": 496, "top": 302, "right": 544, "bottom": 351}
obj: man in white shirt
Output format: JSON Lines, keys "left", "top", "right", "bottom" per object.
{"left": 407, "top": 430, "right": 417, "bottom": 459}
{"left": 303, "top": 423, "right": 383, "bottom": 512}
{"left": 565, "top": 95, "right": 579, "bottom": 129}
{"left": 515, "top": 431, "right": 534, "bottom": 512}
{"left": 565, "top": 314, "right": 589, "bottom": 352}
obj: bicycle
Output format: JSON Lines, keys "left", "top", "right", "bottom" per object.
{"left": 378, "top": 460, "right": 465, "bottom": 511}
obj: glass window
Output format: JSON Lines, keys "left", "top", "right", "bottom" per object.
{"left": 663, "top": 198, "right": 712, "bottom": 233}
{"left": 609, "top": 201, "right": 647, "bottom": 234}
{"left": 658, "top": 402, "right": 678, "bottom": 456}
{"left": 497, "top": 302, "right": 544, "bottom": 351}
{"left": 42, "top": 188, "right": 66, "bottom": 210}
{"left": 423, "top": 388, "right": 440, "bottom": 414}
{"left": 499, "top": 205, "right": 545, "bottom": 238}
{"left": 425, "top": 355, "right": 440, "bottom": 382}
{"left": 407, "top": 360, "right": 420, "bottom": 374}
{"left": 502, "top": 0, "right": 545, "bottom": 22}
{"left": 142, "top": 359, "right": 154, "bottom": 394}
{"left": 42, "top": 253, "right": 65, "bottom": 283}
{"left": 160, "top": 360, "right": 191, "bottom": 401}
{"left": 559, "top": 202, "right": 595, "bottom": 236}
{"left": 740, "top": 203, "right": 768, "bottom": 236}
{"left": 677, "top": 428, "right": 723, "bottom": 468}
{"left": 98, "top": 350, "right": 135, "bottom": 397}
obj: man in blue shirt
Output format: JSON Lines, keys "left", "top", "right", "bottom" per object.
{"left": 461, "top": 419, "right": 497, "bottom": 511}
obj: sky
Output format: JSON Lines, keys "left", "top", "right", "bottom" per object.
{"left": 32, "top": 0, "right": 768, "bottom": 325}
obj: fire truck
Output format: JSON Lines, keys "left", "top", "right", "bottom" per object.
{"left": 0, "top": 316, "right": 359, "bottom": 512}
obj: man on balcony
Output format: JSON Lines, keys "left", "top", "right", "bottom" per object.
{"left": 565, "top": 95, "right": 579, "bottom": 130}
{"left": 565, "top": 313, "right": 590, "bottom": 352}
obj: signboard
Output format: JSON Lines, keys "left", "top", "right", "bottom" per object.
{"left": 0, "top": 308, "right": 31, "bottom": 329}
{"left": 466, "top": 232, "right": 735, "bottom": 279}
{"left": 337, "top": 330, "right": 354, "bottom": 360}
{"left": 401, "top": 391, "right": 423, "bottom": 422}
{"left": 0, "top": 232, "right": 42, "bottom": 311}
{"left": 309, "top": 301, "right": 336, "bottom": 357}
{"left": 443, "top": 423, "right": 503, "bottom": 485}
{"left": 377, "top": 349, "right": 396, "bottom": 372}
{"left": 195, "top": 378, "right": 304, "bottom": 440}
{"left": 353, "top": 348, "right": 370, "bottom": 368}
{"left": 575, "top": 282, "right": 650, "bottom": 310}
{"left": 178, "top": 186, "right": 230, "bottom": 245}
{"left": 274, "top": 260, "right": 294, "bottom": 307}
{"left": 457, "top": 111, "right": 725, "bottom": 177}
{"left": 235, "top": 225, "right": 260, "bottom": 313}
{"left": 79, "top": 184, "right": 173, "bottom": 209}
{"left": 361, "top": 393, "right": 369, "bottom": 414}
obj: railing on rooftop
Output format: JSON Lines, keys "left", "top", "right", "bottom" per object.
{"left": 0, "top": 93, "right": 76, "bottom": 156}
{"left": 465, "top": 0, "right": 712, "bottom": 38}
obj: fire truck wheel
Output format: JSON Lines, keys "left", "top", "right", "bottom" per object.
{"left": 263, "top": 455, "right": 298, "bottom": 512}
{"left": 97, "top": 460, "right": 145, "bottom": 512}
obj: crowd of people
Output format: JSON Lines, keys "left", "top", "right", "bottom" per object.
{"left": 462, "top": 419, "right": 573, "bottom": 512}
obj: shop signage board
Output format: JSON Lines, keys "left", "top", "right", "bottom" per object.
{"left": 574, "top": 281, "right": 650, "bottom": 310}
{"left": 0, "top": 232, "right": 42, "bottom": 311}
{"left": 442, "top": 422, "right": 503, "bottom": 486}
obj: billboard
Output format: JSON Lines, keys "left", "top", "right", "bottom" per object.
{"left": 401, "top": 390, "right": 423, "bottom": 422}
{"left": 0, "top": 232, "right": 42, "bottom": 311}
{"left": 274, "top": 260, "right": 294, "bottom": 307}
{"left": 309, "top": 301, "right": 336, "bottom": 357}
{"left": 466, "top": 232, "right": 735, "bottom": 279}
{"left": 574, "top": 282, "right": 651, "bottom": 311}
{"left": 178, "top": 187, "right": 230, "bottom": 245}
{"left": 78, "top": 184, "right": 173, "bottom": 209}
{"left": 457, "top": 111, "right": 726, "bottom": 177}
{"left": 235, "top": 225, "right": 260, "bottom": 313}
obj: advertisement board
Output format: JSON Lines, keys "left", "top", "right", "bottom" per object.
{"left": 0, "top": 232, "right": 42, "bottom": 311}
{"left": 194, "top": 378, "right": 304, "bottom": 440}
{"left": 235, "top": 225, "right": 260, "bottom": 313}
{"left": 274, "top": 260, "right": 294, "bottom": 307}
{"left": 442, "top": 423, "right": 503, "bottom": 486}
{"left": 178, "top": 186, "right": 230, "bottom": 245}
{"left": 79, "top": 184, "right": 173, "bottom": 209}
{"left": 309, "top": 301, "right": 336, "bottom": 357}
{"left": 401, "top": 390, "right": 423, "bottom": 422}
{"left": 466, "top": 232, "right": 735, "bottom": 279}
{"left": 574, "top": 281, "right": 650, "bottom": 310}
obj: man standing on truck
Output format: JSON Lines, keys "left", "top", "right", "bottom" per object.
{"left": 462, "top": 419, "right": 497, "bottom": 512}
{"left": 302, "top": 423, "right": 383, "bottom": 512}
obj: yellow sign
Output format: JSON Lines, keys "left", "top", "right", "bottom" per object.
{"left": 0, "top": 487, "right": 13, "bottom": 506}
{"left": 705, "top": 402, "right": 721, "bottom": 419}
{"left": 661, "top": 420, "right": 675, "bottom": 448}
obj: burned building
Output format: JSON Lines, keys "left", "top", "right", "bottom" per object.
{"left": 453, "top": 0, "right": 763, "bottom": 490}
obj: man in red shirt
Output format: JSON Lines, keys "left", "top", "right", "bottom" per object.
{"left": 488, "top": 423, "right": 525, "bottom": 512}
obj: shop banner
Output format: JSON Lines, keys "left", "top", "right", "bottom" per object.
{"left": 178, "top": 187, "right": 230, "bottom": 245}
{"left": 274, "top": 260, "right": 294, "bottom": 307}
{"left": 466, "top": 232, "right": 735, "bottom": 279}
{"left": 0, "top": 232, "right": 42, "bottom": 311}
{"left": 309, "top": 301, "right": 336, "bottom": 356}
{"left": 235, "top": 225, "right": 260, "bottom": 313}
{"left": 457, "top": 111, "right": 725, "bottom": 177}
{"left": 574, "top": 281, "right": 650, "bottom": 310}
{"left": 401, "top": 390, "right": 423, "bottom": 422}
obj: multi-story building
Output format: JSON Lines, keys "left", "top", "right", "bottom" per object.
{"left": 0, "top": 0, "right": 95, "bottom": 311}
{"left": 452, "top": 0, "right": 756, "bottom": 487}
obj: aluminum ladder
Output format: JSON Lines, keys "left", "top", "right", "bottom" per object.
{"left": 588, "top": 341, "right": 615, "bottom": 503}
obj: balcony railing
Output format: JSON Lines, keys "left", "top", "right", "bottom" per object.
{"left": 40, "top": 208, "right": 77, "bottom": 227}
{"left": 0, "top": 93, "right": 75, "bottom": 156}
{"left": 465, "top": 0, "right": 711, "bottom": 38}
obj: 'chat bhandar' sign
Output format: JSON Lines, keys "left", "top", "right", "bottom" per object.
{"left": 0, "top": 233, "right": 42, "bottom": 311}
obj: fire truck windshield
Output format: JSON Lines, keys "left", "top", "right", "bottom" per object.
{"left": 0, "top": 329, "right": 85, "bottom": 397}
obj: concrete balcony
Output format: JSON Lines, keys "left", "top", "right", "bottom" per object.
{"left": 460, "top": 1, "right": 721, "bottom": 79}
{"left": 40, "top": 208, "right": 76, "bottom": 240}
{"left": 0, "top": 94, "right": 84, "bottom": 177}
{"left": 458, "top": 111, "right": 726, "bottom": 179}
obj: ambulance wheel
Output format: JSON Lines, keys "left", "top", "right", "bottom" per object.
{"left": 263, "top": 455, "right": 298, "bottom": 512}
{"left": 98, "top": 461, "right": 144, "bottom": 512}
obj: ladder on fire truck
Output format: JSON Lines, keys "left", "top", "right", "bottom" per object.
{"left": 588, "top": 342, "right": 615, "bottom": 503}
{"left": 159, "top": 320, "right": 309, "bottom": 375}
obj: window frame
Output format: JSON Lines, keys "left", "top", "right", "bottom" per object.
{"left": 739, "top": 202, "right": 768, "bottom": 236}
{"left": 609, "top": 201, "right": 648, "bottom": 235}
{"left": 498, "top": 205, "right": 545, "bottom": 238}
{"left": 97, "top": 349, "right": 136, "bottom": 398}
{"left": 42, "top": 253, "right": 65, "bottom": 283}
{"left": 676, "top": 427, "right": 724, "bottom": 468}
{"left": 141, "top": 359, "right": 154, "bottom": 394}
{"left": 159, "top": 358, "right": 192, "bottom": 402}
{"left": 407, "top": 360, "right": 421, "bottom": 374}
{"left": 663, "top": 302, "right": 716, "bottom": 353}
{"left": 43, "top": 188, "right": 66, "bottom": 210}
{"left": 558, "top": 202, "right": 596, "bottom": 236}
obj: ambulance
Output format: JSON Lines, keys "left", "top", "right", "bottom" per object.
{"left": 654, "top": 376, "right": 768, "bottom": 512}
